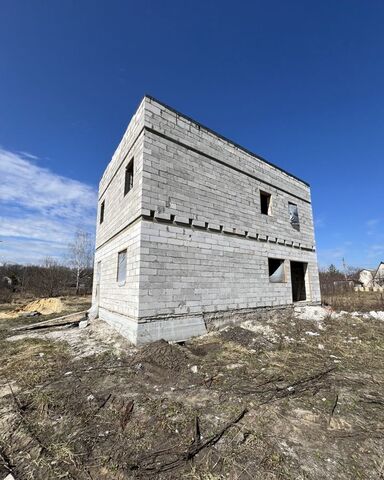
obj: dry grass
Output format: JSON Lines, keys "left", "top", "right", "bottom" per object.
{"left": 0, "top": 300, "right": 383, "bottom": 479}
{"left": 322, "top": 290, "right": 384, "bottom": 312}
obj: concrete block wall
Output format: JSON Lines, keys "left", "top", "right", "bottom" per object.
{"left": 95, "top": 99, "right": 145, "bottom": 248}
{"left": 92, "top": 220, "right": 141, "bottom": 342}
{"left": 138, "top": 220, "right": 320, "bottom": 321}
{"left": 92, "top": 94, "right": 321, "bottom": 344}
{"left": 142, "top": 97, "right": 315, "bottom": 250}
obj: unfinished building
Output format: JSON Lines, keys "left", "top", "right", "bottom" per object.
{"left": 92, "top": 95, "right": 321, "bottom": 344}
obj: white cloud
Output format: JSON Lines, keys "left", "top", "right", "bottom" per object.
{"left": 0, "top": 148, "right": 97, "bottom": 264}
{"left": 0, "top": 148, "right": 96, "bottom": 218}
{"left": 366, "top": 218, "right": 380, "bottom": 227}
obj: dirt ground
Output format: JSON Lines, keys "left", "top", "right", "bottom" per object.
{"left": 0, "top": 297, "right": 383, "bottom": 479}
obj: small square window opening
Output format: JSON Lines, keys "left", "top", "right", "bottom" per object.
{"left": 268, "top": 258, "right": 286, "bottom": 283}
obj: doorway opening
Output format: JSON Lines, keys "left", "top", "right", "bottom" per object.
{"left": 291, "top": 261, "right": 307, "bottom": 302}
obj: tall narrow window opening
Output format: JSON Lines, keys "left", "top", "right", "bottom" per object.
{"left": 260, "top": 191, "right": 271, "bottom": 215}
{"left": 124, "top": 158, "right": 134, "bottom": 196}
{"left": 288, "top": 202, "right": 300, "bottom": 230}
{"left": 117, "top": 249, "right": 127, "bottom": 285}
{"left": 100, "top": 200, "right": 105, "bottom": 224}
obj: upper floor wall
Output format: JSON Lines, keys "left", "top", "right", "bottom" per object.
{"left": 95, "top": 99, "right": 145, "bottom": 248}
{"left": 141, "top": 96, "right": 316, "bottom": 248}
{"left": 95, "top": 95, "right": 317, "bottom": 251}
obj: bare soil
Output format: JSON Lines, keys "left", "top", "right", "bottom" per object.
{"left": 0, "top": 298, "right": 383, "bottom": 479}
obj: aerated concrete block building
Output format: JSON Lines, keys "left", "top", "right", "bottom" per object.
{"left": 92, "top": 95, "right": 321, "bottom": 344}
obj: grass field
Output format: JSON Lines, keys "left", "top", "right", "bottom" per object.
{"left": 0, "top": 296, "right": 383, "bottom": 479}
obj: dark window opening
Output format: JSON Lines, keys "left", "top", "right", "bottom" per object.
{"left": 124, "top": 159, "right": 134, "bottom": 196}
{"left": 260, "top": 191, "right": 271, "bottom": 215}
{"left": 288, "top": 202, "right": 300, "bottom": 230}
{"left": 117, "top": 249, "right": 127, "bottom": 285}
{"left": 100, "top": 200, "right": 105, "bottom": 224}
{"left": 291, "top": 261, "right": 307, "bottom": 301}
{"left": 268, "top": 258, "right": 285, "bottom": 283}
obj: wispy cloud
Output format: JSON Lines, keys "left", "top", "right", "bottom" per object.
{"left": 366, "top": 243, "right": 384, "bottom": 260}
{"left": 317, "top": 247, "right": 346, "bottom": 268}
{"left": 0, "top": 148, "right": 97, "bottom": 265}
{"left": 314, "top": 215, "right": 326, "bottom": 229}
{"left": 366, "top": 218, "right": 381, "bottom": 236}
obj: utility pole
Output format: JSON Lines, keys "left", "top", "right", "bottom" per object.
{"left": 342, "top": 257, "right": 348, "bottom": 280}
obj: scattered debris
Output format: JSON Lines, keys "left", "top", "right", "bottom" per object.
{"left": 369, "top": 311, "right": 384, "bottom": 321}
{"left": 294, "top": 305, "right": 330, "bottom": 322}
{"left": 78, "top": 319, "right": 89, "bottom": 329}
{"left": 11, "top": 311, "right": 88, "bottom": 332}
{"left": 21, "top": 310, "right": 41, "bottom": 317}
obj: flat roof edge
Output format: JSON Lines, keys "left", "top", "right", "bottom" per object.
{"left": 143, "top": 94, "right": 310, "bottom": 188}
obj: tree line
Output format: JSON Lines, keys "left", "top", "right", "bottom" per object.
{"left": 0, "top": 231, "right": 93, "bottom": 303}
{"left": 319, "top": 263, "right": 360, "bottom": 295}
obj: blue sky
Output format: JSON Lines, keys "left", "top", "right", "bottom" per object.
{"left": 0, "top": 0, "right": 383, "bottom": 268}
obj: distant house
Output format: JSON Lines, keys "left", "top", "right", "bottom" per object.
{"left": 1, "top": 276, "right": 12, "bottom": 287}
{"left": 374, "top": 262, "right": 384, "bottom": 286}
{"left": 358, "top": 262, "right": 384, "bottom": 289}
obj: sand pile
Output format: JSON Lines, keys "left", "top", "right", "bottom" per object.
{"left": 2, "top": 298, "right": 64, "bottom": 318}
{"left": 20, "top": 297, "right": 63, "bottom": 315}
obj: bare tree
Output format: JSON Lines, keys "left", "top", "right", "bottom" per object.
{"left": 28, "top": 257, "right": 70, "bottom": 297}
{"left": 68, "top": 231, "right": 93, "bottom": 295}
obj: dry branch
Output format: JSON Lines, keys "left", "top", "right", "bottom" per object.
{"left": 127, "top": 409, "right": 247, "bottom": 474}
{"left": 120, "top": 400, "right": 134, "bottom": 431}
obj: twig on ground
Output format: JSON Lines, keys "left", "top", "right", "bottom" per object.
{"left": 329, "top": 393, "right": 339, "bottom": 422}
{"left": 120, "top": 400, "right": 134, "bottom": 431}
{"left": 0, "top": 445, "right": 15, "bottom": 476}
{"left": 127, "top": 409, "right": 248, "bottom": 474}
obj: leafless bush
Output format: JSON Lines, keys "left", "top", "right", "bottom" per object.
{"left": 319, "top": 264, "right": 360, "bottom": 296}
{"left": 0, "top": 285, "right": 13, "bottom": 304}
{"left": 0, "top": 259, "right": 93, "bottom": 301}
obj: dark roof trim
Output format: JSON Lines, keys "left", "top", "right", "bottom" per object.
{"left": 144, "top": 94, "right": 310, "bottom": 188}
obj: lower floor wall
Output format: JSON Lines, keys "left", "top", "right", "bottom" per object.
{"left": 138, "top": 220, "right": 321, "bottom": 318}
{"left": 93, "top": 219, "right": 321, "bottom": 345}
{"left": 92, "top": 221, "right": 141, "bottom": 320}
